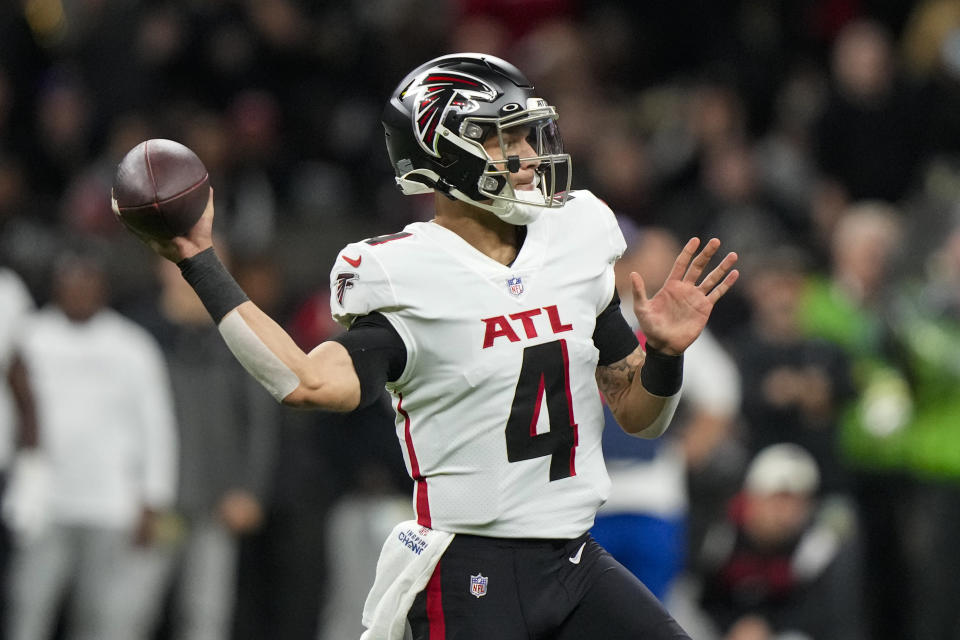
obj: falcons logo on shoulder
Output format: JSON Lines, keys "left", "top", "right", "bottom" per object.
{"left": 405, "top": 71, "right": 497, "bottom": 157}
{"left": 335, "top": 272, "right": 357, "bottom": 305}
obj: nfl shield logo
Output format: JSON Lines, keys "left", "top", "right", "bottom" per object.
{"left": 470, "top": 573, "right": 488, "bottom": 598}
{"left": 507, "top": 276, "right": 524, "bottom": 296}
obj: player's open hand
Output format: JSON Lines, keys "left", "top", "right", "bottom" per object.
{"left": 631, "top": 237, "right": 738, "bottom": 355}
{"left": 128, "top": 188, "right": 216, "bottom": 264}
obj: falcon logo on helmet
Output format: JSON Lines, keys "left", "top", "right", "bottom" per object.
{"left": 405, "top": 72, "right": 497, "bottom": 157}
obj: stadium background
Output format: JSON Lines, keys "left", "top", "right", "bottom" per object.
{"left": 3, "top": 0, "right": 960, "bottom": 638}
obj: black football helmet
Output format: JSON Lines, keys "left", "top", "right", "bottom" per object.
{"left": 382, "top": 53, "right": 571, "bottom": 216}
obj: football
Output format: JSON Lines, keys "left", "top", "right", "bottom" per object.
{"left": 111, "top": 138, "right": 210, "bottom": 240}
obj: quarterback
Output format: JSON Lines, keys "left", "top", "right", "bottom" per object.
{"left": 134, "top": 54, "right": 738, "bottom": 639}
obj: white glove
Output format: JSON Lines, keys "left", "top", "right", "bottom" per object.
{"left": 3, "top": 450, "right": 53, "bottom": 545}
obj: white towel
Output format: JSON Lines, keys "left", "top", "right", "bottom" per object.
{"left": 360, "top": 520, "right": 455, "bottom": 640}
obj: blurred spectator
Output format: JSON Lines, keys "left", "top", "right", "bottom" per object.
{"left": 592, "top": 224, "right": 742, "bottom": 602}
{"left": 753, "top": 66, "right": 829, "bottom": 258}
{"left": 651, "top": 89, "right": 799, "bottom": 319}
{"left": 800, "top": 201, "right": 904, "bottom": 356}
{"left": 0, "top": 266, "right": 35, "bottom": 462}
{"left": 697, "top": 139, "right": 792, "bottom": 265}
{"left": 694, "top": 443, "right": 865, "bottom": 640}
{"left": 6, "top": 247, "right": 177, "bottom": 640}
{"left": 0, "top": 264, "right": 37, "bottom": 637}
{"left": 127, "top": 255, "right": 279, "bottom": 640}
{"left": 914, "top": 27, "right": 960, "bottom": 170}
{"left": 900, "top": 0, "right": 960, "bottom": 81}
{"left": 218, "top": 90, "right": 284, "bottom": 253}
{"left": 874, "top": 216, "right": 960, "bottom": 639}
{"left": 731, "top": 246, "right": 856, "bottom": 496}
{"left": 814, "top": 19, "right": 923, "bottom": 204}
{"left": 29, "top": 67, "right": 96, "bottom": 206}
{"left": 798, "top": 201, "right": 911, "bottom": 640}
{"left": 650, "top": 80, "right": 749, "bottom": 213}
{"left": 655, "top": 132, "right": 786, "bottom": 338}
{"left": 0, "top": 154, "right": 57, "bottom": 300}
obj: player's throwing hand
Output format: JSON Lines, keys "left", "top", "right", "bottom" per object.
{"left": 133, "top": 189, "right": 216, "bottom": 264}
{"left": 631, "top": 237, "right": 739, "bottom": 355}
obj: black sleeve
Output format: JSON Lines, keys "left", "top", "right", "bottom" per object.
{"left": 593, "top": 291, "right": 640, "bottom": 366}
{"left": 331, "top": 312, "right": 407, "bottom": 409}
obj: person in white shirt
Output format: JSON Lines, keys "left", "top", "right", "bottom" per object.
{"left": 128, "top": 53, "right": 739, "bottom": 639}
{"left": 0, "top": 266, "right": 38, "bottom": 635}
{"left": 0, "top": 267, "right": 35, "bottom": 469}
{"left": 6, "top": 249, "right": 178, "bottom": 640}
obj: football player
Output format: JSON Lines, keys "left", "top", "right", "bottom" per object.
{"left": 134, "top": 53, "right": 738, "bottom": 639}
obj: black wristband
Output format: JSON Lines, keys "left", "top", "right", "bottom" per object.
{"left": 176, "top": 247, "right": 249, "bottom": 323}
{"left": 640, "top": 344, "right": 684, "bottom": 397}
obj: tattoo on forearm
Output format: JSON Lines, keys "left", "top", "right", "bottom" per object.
{"left": 595, "top": 347, "right": 645, "bottom": 409}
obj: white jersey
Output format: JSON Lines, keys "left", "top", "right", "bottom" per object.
{"left": 330, "top": 190, "right": 625, "bottom": 538}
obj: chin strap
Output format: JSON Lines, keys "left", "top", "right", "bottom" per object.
{"left": 396, "top": 169, "right": 551, "bottom": 225}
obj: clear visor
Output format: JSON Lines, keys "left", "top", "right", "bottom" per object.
{"left": 499, "top": 110, "right": 564, "bottom": 156}
{"left": 464, "top": 104, "right": 572, "bottom": 207}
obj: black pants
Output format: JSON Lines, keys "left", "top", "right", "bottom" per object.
{"left": 407, "top": 533, "right": 690, "bottom": 639}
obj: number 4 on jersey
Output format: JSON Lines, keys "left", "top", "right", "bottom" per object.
{"left": 505, "top": 340, "right": 578, "bottom": 481}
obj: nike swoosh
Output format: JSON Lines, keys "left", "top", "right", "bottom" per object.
{"left": 342, "top": 254, "right": 361, "bottom": 268}
{"left": 568, "top": 542, "right": 586, "bottom": 565}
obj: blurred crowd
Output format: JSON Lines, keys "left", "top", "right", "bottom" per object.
{"left": 3, "top": 0, "right": 960, "bottom": 639}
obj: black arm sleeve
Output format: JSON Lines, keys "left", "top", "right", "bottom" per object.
{"left": 331, "top": 312, "right": 407, "bottom": 410}
{"left": 593, "top": 291, "right": 640, "bottom": 366}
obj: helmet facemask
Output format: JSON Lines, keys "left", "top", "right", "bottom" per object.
{"left": 461, "top": 100, "right": 572, "bottom": 222}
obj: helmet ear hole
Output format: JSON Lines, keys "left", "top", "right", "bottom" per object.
{"left": 437, "top": 153, "right": 458, "bottom": 168}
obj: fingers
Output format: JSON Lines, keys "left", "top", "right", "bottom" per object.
{"left": 698, "top": 250, "right": 739, "bottom": 293}
{"left": 201, "top": 186, "right": 215, "bottom": 220}
{"left": 647, "top": 237, "right": 739, "bottom": 304}
{"left": 666, "top": 237, "right": 701, "bottom": 282}
{"left": 682, "top": 237, "right": 722, "bottom": 283}
{"left": 706, "top": 267, "right": 740, "bottom": 304}
{"left": 630, "top": 271, "right": 647, "bottom": 304}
